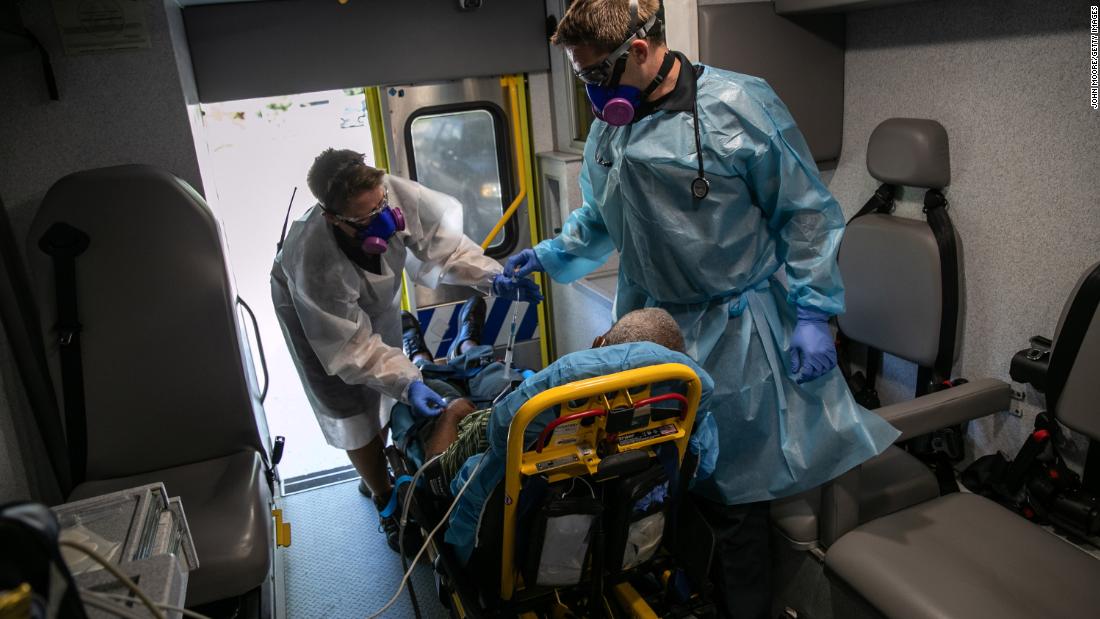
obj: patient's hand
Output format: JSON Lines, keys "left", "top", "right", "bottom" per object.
{"left": 442, "top": 398, "right": 476, "bottom": 422}
{"left": 425, "top": 398, "right": 476, "bottom": 459}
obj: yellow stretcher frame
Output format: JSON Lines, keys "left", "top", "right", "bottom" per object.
{"left": 499, "top": 363, "right": 703, "bottom": 602}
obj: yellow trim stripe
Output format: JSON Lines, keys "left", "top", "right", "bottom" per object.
{"left": 364, "top": 87, "right": 390, "bottom": 173}
{"left": 513, "top": 74, "right": 553, "bottom": 367}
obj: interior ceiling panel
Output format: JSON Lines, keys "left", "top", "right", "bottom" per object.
{"left": 184, "top": 0, "right": 550, "bottom": 102}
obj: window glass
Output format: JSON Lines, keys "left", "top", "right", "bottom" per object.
{"left": 410, "top": 109, "right": 506, "bottom": 248}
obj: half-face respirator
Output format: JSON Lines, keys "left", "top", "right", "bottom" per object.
{"left": 578, "top": 1, "right": 711, "bottom": 200}
{"left": 350, "top": 205, "right": 406, "bottom": 254}
{"left": 577, "top": 1, "right": 664, "bottom": 126}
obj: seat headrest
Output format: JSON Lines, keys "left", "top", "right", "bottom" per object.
{"left": 867, "top": 118, "right": 950, "bottom": 189}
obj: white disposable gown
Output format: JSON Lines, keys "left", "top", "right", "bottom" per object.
{"left": 271, "top": 175, "right": 501, "bottom": 450}
{"left": 534, "top": 64, "right": 900, "bottom": 505}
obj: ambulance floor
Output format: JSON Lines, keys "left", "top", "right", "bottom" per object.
{"left": 280, "top": 479, "right": 449, "bottom": 619}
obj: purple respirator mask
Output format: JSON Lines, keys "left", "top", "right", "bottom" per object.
{"left": 353, "top": 206, "right": 406, "bottom": 254}
{"left": 586, "top": 83, "right": 644, "bottom": 127}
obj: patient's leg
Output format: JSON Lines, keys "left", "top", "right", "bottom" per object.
{"left": 424, "top": 398, "right": 477, "bottom": 459}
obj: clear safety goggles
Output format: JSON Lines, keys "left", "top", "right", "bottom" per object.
{"left": 572, "top": 10, "right": 658, "bottom": 86}
{"left": 320, "top": 189, "right": 390, "bottom": 227}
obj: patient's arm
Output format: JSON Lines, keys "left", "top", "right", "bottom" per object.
{"left": 425, "top": 398, "right": 477, "bottom": 459}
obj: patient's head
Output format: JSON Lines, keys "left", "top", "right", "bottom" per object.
{"left": 595, "top": 308, "right": 685, "bottom": 354}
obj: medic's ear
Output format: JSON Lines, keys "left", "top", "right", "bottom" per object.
{"left": 322, "top": 212, "right": 357, "bottom": 237}
{"left": 629, "top": 38, "right": 649, "bottom": 64}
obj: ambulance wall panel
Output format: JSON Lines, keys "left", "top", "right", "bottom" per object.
{"left": 0, "top": 0, "right": 202, "bottom": 502}
{"left": 827, "top": 0, "right": 1099, "bottom": 463}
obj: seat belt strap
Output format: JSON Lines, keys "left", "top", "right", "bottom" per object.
{"left": 838, "top": 183, "right": 895, "bottom": 403}
{"left": 38, "top": 222, "right": 90, "bottom": 485}
{"left": 923, "top": 189, "right": 959, "bottom": 382}
{"left": 847, "top": 183, "right": 896, "bottom": 224}
{"left": 0, "top": 199, "right": 72, "bottom": 493}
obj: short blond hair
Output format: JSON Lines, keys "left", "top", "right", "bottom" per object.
{"left": 551, "top": 0, "right": 664, "bottom": 53}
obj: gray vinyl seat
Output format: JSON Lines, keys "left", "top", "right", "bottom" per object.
{"left": 773, "top": 118, "right": 1010, "bottom": 549}
{"left": 26, "top": 165, "right": 274, "bottom": 607}
{"left": 826, "top": 260, "right": 1100, "bottom": 618}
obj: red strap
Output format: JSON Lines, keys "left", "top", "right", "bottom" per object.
{"left": 535, "top": 409, "right": 606, "bottom": 453}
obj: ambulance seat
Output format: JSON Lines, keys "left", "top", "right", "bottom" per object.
{"left": 26, "top": 165, "right": 274, "bottom": 607}
{"left": 825, "top": 261, "right": 1100, "bottom": 618}
{"left": 772, "top": 119, "right": 1011, "bottom": 549}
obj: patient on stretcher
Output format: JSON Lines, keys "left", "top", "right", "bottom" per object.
{"left": 390, "top": 304, "right": 719, "bottom": 565}
{"left": 429, "top": 307, "right": 709, "bottom": 483}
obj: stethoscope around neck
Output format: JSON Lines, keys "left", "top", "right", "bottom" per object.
{"left": 594, "top": 55, "right": 710, "bottom": 201}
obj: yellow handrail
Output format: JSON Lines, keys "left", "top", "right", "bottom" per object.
{"left": 364, "top": 86, "right": 390, "bottom": 173}
{"left": 499, "top": 363, "right": 703, "bottom": 600}
{"left": 514, "top": 74, "right": 553, "bottom": 368}
{"left": 480, "top": 75, "right": 528, "bottom": 250}
{"left": 363, "top": 86, "right": 414, "bottom": 311}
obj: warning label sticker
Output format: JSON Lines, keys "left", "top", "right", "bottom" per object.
{"left": 535, "top": 453, "right": 580, "bottom": 472}
{"left": 618, "top": 424, "right": 677, "bottom": 447}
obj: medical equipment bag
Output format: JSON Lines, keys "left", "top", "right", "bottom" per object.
{"left": 523, "top": 481, "right": 603, "bottom": 588}
{"left": 604, "top": 464, "right": 670, "bottom": 572}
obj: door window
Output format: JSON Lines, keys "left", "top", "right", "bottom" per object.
{"left": 408, "top": 106, "right": 514, "bottom": 253}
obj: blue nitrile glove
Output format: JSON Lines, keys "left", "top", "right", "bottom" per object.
{"left": 408, "top": 380, "right": 445, "bottom": 417}
{"left": 504, "top": 249, "right": 543, "bottom": 279}
{"left": 789, "top": 306, "right": 837, "bottom": 384}
{"left": 491, "top": 274, "right": 544, "bottom": 305}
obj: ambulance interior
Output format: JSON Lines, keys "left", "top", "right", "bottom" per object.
{"left": 1, "top": 1, "right": 1098, "bottom": 618}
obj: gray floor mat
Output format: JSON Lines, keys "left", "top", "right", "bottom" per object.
{"left": 281, "top": 480, "right": 449, "bottom": 619}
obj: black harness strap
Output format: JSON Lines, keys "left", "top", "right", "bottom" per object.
{"left": 923, "top": 189, "right": 959, "bottom": 383}
{"left": 38, "top": 222, "right": 90, "bottom": 485}
{"left": 905, "top": 190, "right": 965, "bottom": 492}
{"left": 0, "top": 197, "right": 71, "bottom": 493}
{"left": 838, "top": 183, "right": 896, "bottom": 408}
{"left": 848, "top": 183, "right": 896, "bottom": 223}
{"left": 28, "top": 30, "right": 59, "bottom": 101}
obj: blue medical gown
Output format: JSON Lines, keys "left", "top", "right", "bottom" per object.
{"left": 445, "top": 342, "right": 719, "bottom": 565}
{"left": 534, "top": 66, "right": 900, "bottom": 506}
